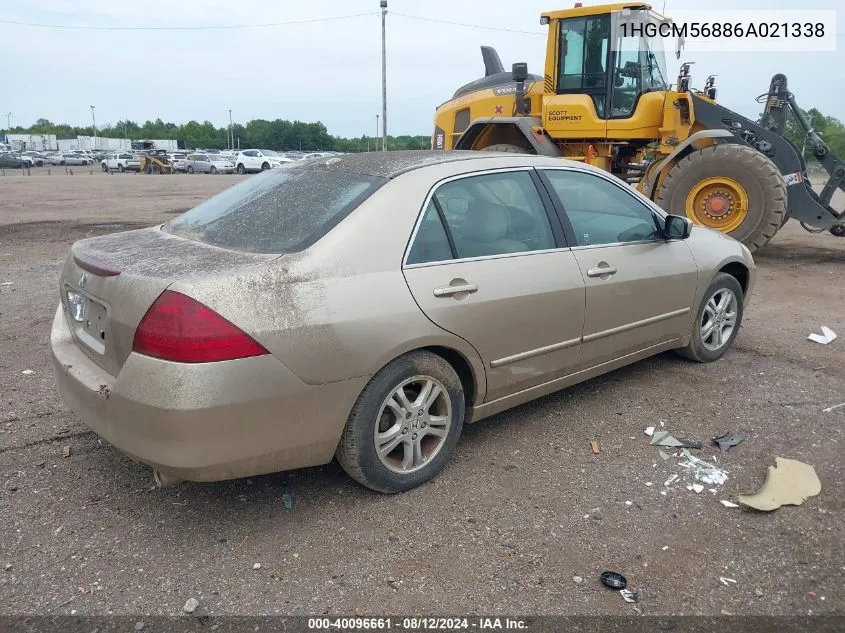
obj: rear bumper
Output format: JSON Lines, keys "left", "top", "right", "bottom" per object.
{"left": 50, "top": 306, "right": 367, "bottom": 482}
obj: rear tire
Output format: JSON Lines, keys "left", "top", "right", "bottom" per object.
{"left": 336, "top": 351, "right": 465, "bottom": 493}
{"left": 102, "top": 163, "right": 108, "bottom": 172}
{"left": 187, "top": 166, "right": 194, "bottom": 174}
{"left": 118, "top": 164, "right": 125, "bottom": 173}
{"left": 237, "top": 164, "right": 246, "bottom": 175}
{"left": 656, "top": 144, "right": 786, "bottom": 252}
{"left": 480, "top": 143, "right": 530, "bottom": 154}
{"left": 261, "top": 162, "right": 270, "bottom": 171}
{"left": 675, "top": 273, "right": 744, "bottom": 363}
{"left": 210, "top": 166, "right": 217, "bottom": 174}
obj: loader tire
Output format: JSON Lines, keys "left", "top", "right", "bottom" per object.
{"left": 656, "top": 144, "right": 786, "bottom": 252}
{"left": 480, "top": 143, "right": 529, "bottom": 154}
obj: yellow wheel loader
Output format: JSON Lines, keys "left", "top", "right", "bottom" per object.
{"left": 139, "top": 150, "right": 173, "bottom": 175}
{"left": 432, "top": 2, "right": 845, "bottom": 251}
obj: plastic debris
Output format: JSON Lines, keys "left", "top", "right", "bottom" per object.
{"left": 712, "top": 432, "right": 744, "bottom": 452}
{"left": 678, "top": 449, "right": 728, "bottom": 486}
{"left": 645, "top": 482, "right": 653, "bottom": 487}
{"left": 590, "top": 440, "right": 601, "bottom": 454}
{"left": 651, "top": 431, "right": 702, "bottom": 449}
{"left": 644, "top": 426, "right": 655, "bottom": 437}
{"left": 664, "top": 473, "right": 679, "bottom": 487}
{"left": 662, "top": 546, "right": 669, "bottom": 551}
{"left": 619, "top": 589, "right": 637, "bottom": 603}
{"left": 183, "top": 598, "right": 200, "bottom": 614}
{"left": 600, "top": 571, "right": 627, "bottom": 590}
{"left": 252, "top": 562, "right": 261, "bottom": 570}
{"left": 822, "top": 402, "right": 845, "bottom": 413}
{"left": 738, "top": 457, "right": 821, "bottom": 511}
{"left": 719, "top": 577, "right": 737, "bottom": 586}
{"left": 720, "top": 500, "right": 740, "bottom": 508}
{"left": 0, "top": 282, "right": 13, "bottom": 286}
{"left": 686, "top": 484, "right": 704, "bottom": 494}
{"left": 62, "top": 446, "right": 71, "bottom": 458}
{"left": 21, "top": 370, "right": 35, "bottom": 376}
{"left": 283, "top": 491, "right": 295, "bottom": 510}
{"left": 807, "top": 326, "right": 837, "bottom": 345}
{"left": 658, "top": 449, "right": 671, "bottom": 461}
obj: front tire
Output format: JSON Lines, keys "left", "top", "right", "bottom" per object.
{"left": 187, "top": 166, "right": 194, "bottom": 174}
{"left": 118, "top": 164, "right": 125, "bottom": 173}
{"left": 676, "top": 273, "right": 744, "bottom": 363}
{"left": 102, "top": 163, "right": 108, "bottom": 172}
{"left": 237, "top": 164, "right": 246, "bottom": 175}
{"left": 656, "top": 144, "right": 786, "bottom": 252}
{"left": 210, "top": 166, "right": 217, "bottom": 174}
{"left": 336, "top": 351, "right": 465, "bottom": 493}
{"left": 261, "top": 162, "right": 270, "bottom": 171}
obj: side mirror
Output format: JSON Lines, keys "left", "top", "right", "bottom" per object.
{"left": 512, "top": 62, "right": 528, "bottom": 82}
{"left": 664, "top": 214, "right": 692, "bottom": 240}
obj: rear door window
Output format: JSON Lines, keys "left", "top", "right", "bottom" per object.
{"left": 165, "top": 167, "right": 386, "bottom": 254}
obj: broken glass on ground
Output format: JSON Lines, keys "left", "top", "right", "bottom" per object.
{"left": 677, "top": 449, "right": 728, "bottom": 486}
{"left": 738, "top": 457, "right": 821, "bottom": 511}
{"left": 651, "top": 431, "right": 702, "bottom": 449}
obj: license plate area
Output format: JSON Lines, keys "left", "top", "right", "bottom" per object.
{"left": 63, "top": 285, "right": 109, "bottom": 355}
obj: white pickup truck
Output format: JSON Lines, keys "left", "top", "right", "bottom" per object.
{"left": 101, "top": 152, "right": 141, "bottom": 172}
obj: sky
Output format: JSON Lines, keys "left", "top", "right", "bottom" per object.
{"left": 1, "top": 0, "right": 843, "bottom": 138}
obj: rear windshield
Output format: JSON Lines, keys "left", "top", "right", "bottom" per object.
{"left": 164, "top": 168, "right": 386, "bottom": 254}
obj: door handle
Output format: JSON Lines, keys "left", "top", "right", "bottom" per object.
{"left": 433, "top": 282, "right": 478, "bottom": 297}
{"left": 586, "top": 264, "right": 618, "bottom": 278}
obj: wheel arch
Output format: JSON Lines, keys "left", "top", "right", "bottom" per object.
{"left": 455, "top": 117, "right": 562, "bottom": 157}
{"left": 718, "top": 261, "right": 750, "bottom": 295}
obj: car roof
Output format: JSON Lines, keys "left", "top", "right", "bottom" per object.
{"left": 288, "top": 150, "right": 576, "bottom": 179}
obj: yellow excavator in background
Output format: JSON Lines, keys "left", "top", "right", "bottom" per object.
{"left": 433, "top": 2, "right": 845, "bottom": 250}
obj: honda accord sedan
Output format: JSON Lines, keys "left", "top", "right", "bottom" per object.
{"left": 51, "top": 151, "right": 755, "bottom": 492}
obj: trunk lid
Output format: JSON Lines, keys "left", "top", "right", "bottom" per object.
{"left": 60, "top": 226, "right": 275, "bottom": 376}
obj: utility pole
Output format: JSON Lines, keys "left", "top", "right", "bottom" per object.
{"left": 228, "top": 109, "right": 233, "bottom": 151}
{"left": 375, "top": 114, "right": 379, "bottom": 152}
{"left": 5, "top": 112, "right": 10, "bottom": 131}
{"left": 380, "top": 0, "right": 388, "bottom": 151}
{"left": 90, "top": 106, "right": 97, "bottom": 147}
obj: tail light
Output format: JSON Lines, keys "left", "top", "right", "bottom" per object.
{"left": 133, "top": 290, "right": 268, "bottom": 363}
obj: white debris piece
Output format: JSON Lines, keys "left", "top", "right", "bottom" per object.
{"left": 720, "top": 500, "right": 740, "bottom": 508}
{"left": 808, "top": 326, "right": 837, "bottom": 345}
{"left": 719, "top": 577, "right": 737, "bottom": 586}
{"left": 0, "top": 282, "right": 13, "bottom": 286}
{"left": 822, "top": 402, "right": 845, "bottom": 413}
{"left": 252, "top": 562, "right": 261, "bottom": 570}
{"left": 678, "top": 449, "right": 729, "bottom": 486}
{"left": 183, "top": 598, "right": 200, "bottom": 613}
{"left": 644, "top": 426, "right": 655, "bottom": 437}
{"left": 664, "top": 473, "right": 679, "bottom": 487}
{"left": 21, "top": 370, "right": 35, "bottom": 375}
{"left": 692, "top": 484, "right": 704, "bottom": 494}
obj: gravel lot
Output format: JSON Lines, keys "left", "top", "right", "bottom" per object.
{"left": 1, "top": 169, "right": 843, "bottom": 617}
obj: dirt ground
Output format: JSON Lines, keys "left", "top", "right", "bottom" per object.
{"left": 0, "top": 169, "right": 843, "bottom": 618}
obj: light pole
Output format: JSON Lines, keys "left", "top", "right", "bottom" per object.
{"left": 90, "top": 105, "right": 97, "bottom": 148}
{"left": 380, "top": 0, "right": 387, "bottom": 151}
{"left": 228, "top": 109, "right": 233, "bottom": 151}
{"left": 375, "top": 114, "right": 379, "bottom": 152}
{"left": 5, "top": 112, "right": 11, "bottom": 131}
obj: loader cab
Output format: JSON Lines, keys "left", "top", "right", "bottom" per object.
{"left": 546, "top": 5, "right": 669, "bottom": 121}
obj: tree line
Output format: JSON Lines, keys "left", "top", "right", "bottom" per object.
{"left": 6, "top": 106, "right": 844, "bottom": 159}
{"left": 6, "top": 118, "right": 431, "bottom": 152}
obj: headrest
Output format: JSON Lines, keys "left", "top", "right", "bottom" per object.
{"left": 463, "top": 201, "right": 509, "bottom": 242}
